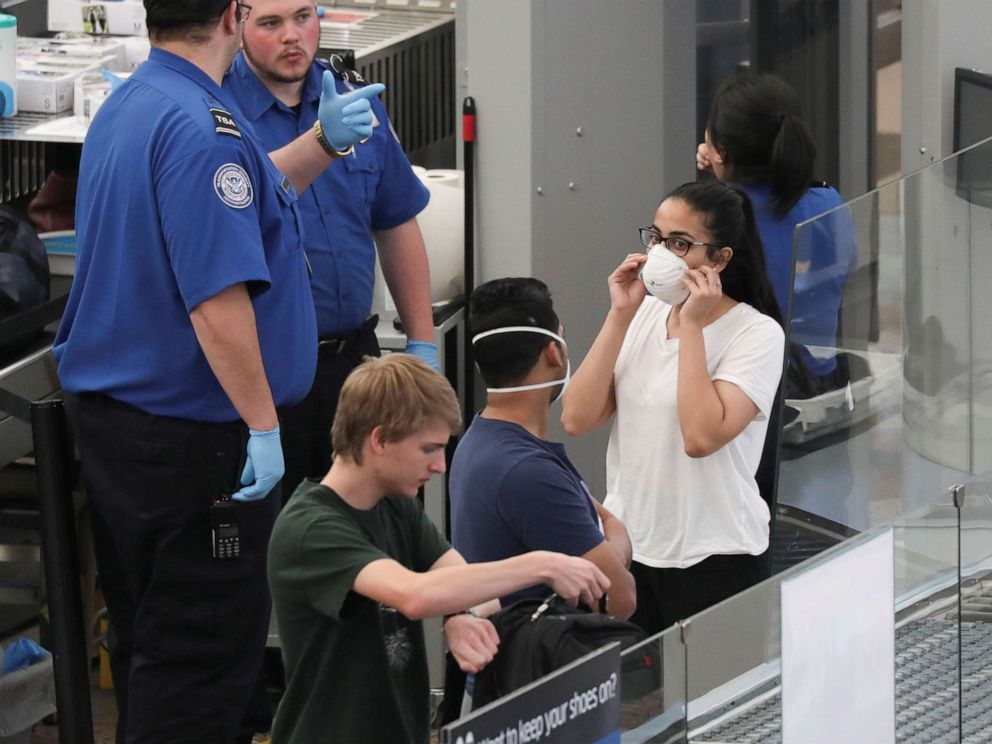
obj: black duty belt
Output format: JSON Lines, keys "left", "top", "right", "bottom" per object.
{"left": 317, "top": 314, "right": 379, "bottom": 357}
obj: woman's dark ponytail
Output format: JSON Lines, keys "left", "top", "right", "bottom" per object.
{"left": 769, "top": 114, "right": 815, "bottom": 217}
{"left": 667, "top": 181, "right": 783, "bottom": 327}
{"left": 707, "top": 73, "right": 816, "bottom": 219}
{"left": 729, "top": 186, "right": 783, "bottom": 325}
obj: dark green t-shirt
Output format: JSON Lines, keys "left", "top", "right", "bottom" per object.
{"left": 268, "top": 480, "right": 451, "bottom": 744}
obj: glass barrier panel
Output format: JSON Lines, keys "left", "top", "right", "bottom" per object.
{"left": 678, "top": 566, "right": 784, "bottom": 743}
{"left": 777, "top": 138, "right": 992, "bottom": 549}
{"left": 676, "top": 515, "right": 961, "bottom": 743}
{"left": 958, "top": 479, "right": 992, "bottom": 743}
{"left": 891, "top": 495, "right": 961, "bottom": 742}
{"left": 619, "top": 622, "right": 686, "bottom": 743}
{"left": 778, "top": 175, "right": 907, "bottom": 533}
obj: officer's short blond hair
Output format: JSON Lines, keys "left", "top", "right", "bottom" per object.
{"left": 332, "top": 354, "right": 461, "bottom": 465}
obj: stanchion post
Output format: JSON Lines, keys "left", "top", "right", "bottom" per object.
{"left": 462, "top": 96, "right": 477, "bottom": 429}
{"left": 31, "top": 398, "right": 94, "bottom": 744}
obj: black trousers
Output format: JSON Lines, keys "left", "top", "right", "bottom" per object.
{"left": 279, "top": 319, "right": 380, "bottom": 503}
{"left": 72, "top": 393, "right": 279, "bottom": 744}
{"left": 629, "top": 552, "right": 769, "bottom": 635}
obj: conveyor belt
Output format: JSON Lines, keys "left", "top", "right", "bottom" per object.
{"left": 319, "top": 8, "right": 451, "bottom": 58}
{"left": 692, "top": 595, "right": 992, "bottom": 743}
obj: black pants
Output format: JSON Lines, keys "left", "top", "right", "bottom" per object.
{"left": 72, "top": 393, "right": 279, "bottom": 744}
{"left": 629, "top": 552, "right": 768, "bottom": 635}
{"left": 279, "top": 319, "right": 380, "bottom": 503}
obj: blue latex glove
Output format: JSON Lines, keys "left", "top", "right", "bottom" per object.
{"left": 2, "top": 638, "right": 50, "bottom": 674}
{"left": 405, "top": 340, "right": 440, "bottom": 373}
{"left": 317, "top": 72, "right": 386, "bottom": 151}
{"left": 100, "top": 69, "right": 124, "bottom": 91}
{"left": 233, "top": 426, "right": 283, "bottom": 502}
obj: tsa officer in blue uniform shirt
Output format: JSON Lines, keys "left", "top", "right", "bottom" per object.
{"left": 224, "top": 0, "right": 436, "bottom": 499}
{"left": 53, "top": 2, "right": 384, "bottom": 742}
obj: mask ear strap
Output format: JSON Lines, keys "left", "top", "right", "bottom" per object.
{"left": 471, "top": 326, "right": 565, "bottom": 346}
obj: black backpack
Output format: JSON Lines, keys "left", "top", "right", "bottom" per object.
{"left": 471, "top": 596, "right": 659, "bottom": 709}
{"left": 0, "top": 207, "right": 50, "bottom": 321}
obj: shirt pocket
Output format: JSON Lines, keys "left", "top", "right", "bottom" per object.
{"left": 341, "top": 147, "right": 382, "bottom": 208}
{"left": 274, "top": 180, "right": 305, "bottom": 256}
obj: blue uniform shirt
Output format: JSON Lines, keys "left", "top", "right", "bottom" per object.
{"left": 740, "top": 182, "right": 858, "bottom": 376}
{"left": 54, "top": 48, "right": 317, "bottom": 422}
{"left": 223, "top": 53, "right": 430, "bottom": 338}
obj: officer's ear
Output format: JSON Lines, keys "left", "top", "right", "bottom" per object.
{"left": 221, "top": 0, "right": 240, "bottom": 33}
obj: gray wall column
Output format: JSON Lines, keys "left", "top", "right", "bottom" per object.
{"left": 461, "top": 0, "right": 696, "bottom": 494}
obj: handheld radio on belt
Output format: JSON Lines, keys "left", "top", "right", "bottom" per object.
{"left": 210, "top": 495, "right": 241, "bottom": 560}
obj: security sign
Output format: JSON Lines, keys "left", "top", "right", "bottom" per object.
{"left": 442, "top": 643, "right": 621, "bottom": 744}
{"left": 213, "top": 164, "right": 253, "bottom": 209}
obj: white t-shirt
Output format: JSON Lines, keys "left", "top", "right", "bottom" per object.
{"left": 604, "top": 297, "right": 785, "bottom": 569}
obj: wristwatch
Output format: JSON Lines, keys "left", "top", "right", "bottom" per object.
{"left": 443, "top": 607, "right": 480, "bottom": 624}
{"left": 313, "top": 120, "right": 354, "bottom": 158}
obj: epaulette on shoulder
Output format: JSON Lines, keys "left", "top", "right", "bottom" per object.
{"left": 810, "top": 180, "right": 830, "bottom": 189}
{"left": 209, "top": 106, "right": 241, "bottom": 139}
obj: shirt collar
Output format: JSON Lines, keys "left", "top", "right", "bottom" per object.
{"left": 147, "top": 47, "right": 232, "bottom": 106}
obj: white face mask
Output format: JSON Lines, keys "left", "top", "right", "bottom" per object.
{"left": 641, "top": 246, "right": 690, "bottom": 305}
{"left": 471, "top": 326, "right": 570, "bottom": 403}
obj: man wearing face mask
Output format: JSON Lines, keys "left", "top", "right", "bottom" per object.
{"left": 448, "top": 278, "right": 636, "bottom": 619}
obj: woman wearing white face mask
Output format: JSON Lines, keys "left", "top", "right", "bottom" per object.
{"left": 561, "top": 181, "right": 785, "bottom": 633}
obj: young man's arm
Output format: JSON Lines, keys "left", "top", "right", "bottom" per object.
{"left": 351, "top": 548, "right": 609, "bottom": 621}
{"left": 431, "top": 550, "right": 500, "bottom": 673}
{"left": 583, "top": 502, "right": 637, "bottom": 620}
{"left": 594, "top": 501, "right": 633, "bottom": 567}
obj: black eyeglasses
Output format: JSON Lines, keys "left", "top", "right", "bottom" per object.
{"left": 637, "top": 227, "right": 722, "bottom": 257}
{"left": 236, "top": 1, "right": 252, "bottom": 21}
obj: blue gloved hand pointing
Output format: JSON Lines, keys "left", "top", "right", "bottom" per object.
{"left": 317, "top": 72, "right": 386, "bottom": 152}
{"left": 233, "top": 426, "right": 283, "bottom": 502}
{"left": 405, "top": 340, "right": 440, "bottom": 373}
{"left": 100, "top": 69, "right": 124, "bottom": 92}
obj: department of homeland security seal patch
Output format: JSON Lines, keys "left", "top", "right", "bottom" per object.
{"left": 213, "top": 164, "right": 253, "bottom": 209}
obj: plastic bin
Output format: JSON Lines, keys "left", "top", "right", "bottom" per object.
{"left": 40, "top": 230, "right": 76, "bottom": 277}
{"left": 0, "top": 655, "right": 56, "bottom": 743}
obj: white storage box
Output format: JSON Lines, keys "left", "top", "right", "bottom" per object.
{"left": 20, "top": 35, "right": 129, "bottom": 71}
{"left": 48, "top": 0, "right": 147, "bottom": 37}
{"left": 73, "top": 69, "right": 131, "bottom": 122}
{"left": 17, "top": 59, "right": 100, "bottom": 113}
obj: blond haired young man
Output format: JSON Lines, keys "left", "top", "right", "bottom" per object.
{"left": 267, "top": 355, "right": 609, "bottom": 744}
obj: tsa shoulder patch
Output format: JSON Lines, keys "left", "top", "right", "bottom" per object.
{"left": 210, "top": 107, "right": 242, "bottom": 139}
{"left": 213, "top": 164, "right": 253, "bottom": 209}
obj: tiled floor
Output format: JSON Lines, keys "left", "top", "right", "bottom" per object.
{"left": 29, "top": 686, "right": 117, "bottom": 744}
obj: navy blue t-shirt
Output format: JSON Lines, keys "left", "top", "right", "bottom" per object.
{"left": 223, "top": 54, "right": 429, "bottom": 338}
{"left": 54, "top": 49, "right": 316, "bottom": 422}
{"left": 449, "top": 416, "right": 604, "bottom": 606}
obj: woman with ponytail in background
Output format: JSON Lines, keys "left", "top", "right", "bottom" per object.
{"left": 562, "top": 181, "right": 785, "bottom": 633}
{"left": 698, "top": 72, "right": 857, "bottom": 396}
